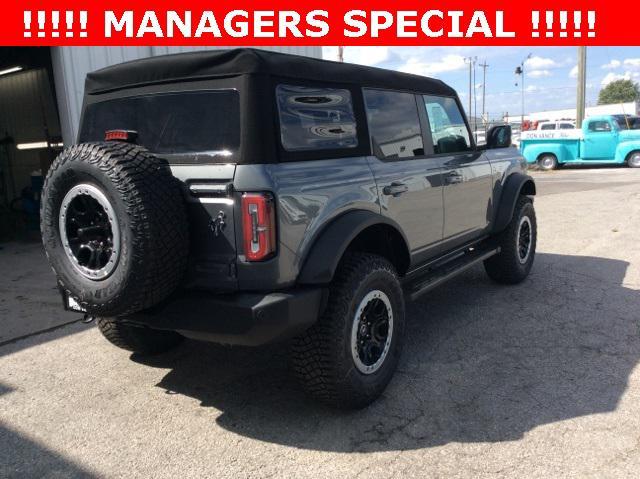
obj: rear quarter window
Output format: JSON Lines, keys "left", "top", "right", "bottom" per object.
{"left": 79, "top": 90, "right": 240, "bottom": 157}
{"left": 276, "top": 85, "right": 358, "bottom": 151}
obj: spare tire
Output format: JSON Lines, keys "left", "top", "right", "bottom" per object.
{"left": 41, "top": 142, "right": 188, "bottom": 317}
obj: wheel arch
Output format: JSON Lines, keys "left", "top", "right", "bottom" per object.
{"left": 623, "top": 148, "right": 640, "bottom": 164}
{"left": 297, "top": 210, "right": 411, "bottom": 285}
{"left": 492, "top": 173, "right": 536, "bottom": 234}
{"left": 536, "top": 152, "right": 558, "bottom": 162}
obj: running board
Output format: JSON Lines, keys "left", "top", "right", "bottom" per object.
{"left": 406, "top": 246, "right": 500, "bottom": 301}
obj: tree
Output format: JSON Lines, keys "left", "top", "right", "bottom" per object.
{"left": 598, "top": 79, "right": 640, "bottom": 105}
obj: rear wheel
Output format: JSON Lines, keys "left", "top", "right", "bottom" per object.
{"left": 484, "top": 196, "right": 537, "bottom": 284}
{"left": 291, "top": 253, "right": 405, "bottom": 409}
{"left": 537, "top": 154, "right": 558, "bottom": 171}
{"left": 97, "top": 318, "right": 183, "bottom": 355}
{"left": 627, "top": 151, "right": 640, "bottom": 168}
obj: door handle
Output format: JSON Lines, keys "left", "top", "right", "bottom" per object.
{"left": 445, "top": 171, "right": 463, "bottom": 185}
{"left": 382, "top": 182, "right": 409, "bottom": 197}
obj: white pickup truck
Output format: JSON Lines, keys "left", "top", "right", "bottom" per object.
{"left": 536, "top": 121, "right": 576, "bottom": 131}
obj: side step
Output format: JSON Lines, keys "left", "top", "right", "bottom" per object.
{"left": 405, "top": 246, "right": 500, "bottom": 301}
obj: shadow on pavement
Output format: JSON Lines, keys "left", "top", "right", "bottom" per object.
{"left": 0, "top": 240, "right": 89, "bottom": 359}
{"left": 0, "top": 381, "right": 97, "bottom": 478}
{"left": 0, "top": 241, "right": 87, "bottom": 355}
{"left": 133, "top": 252, "right": 639, "bottom": 452}
{"left": 0, "top": 425, "right": 97, "bottom": 479}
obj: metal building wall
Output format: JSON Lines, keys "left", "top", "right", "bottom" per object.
{"left": 51, "top": 46, "right": 323, "bottom": 145}
{"left": 0, "top": 68, "right": 60, "bottom": 200}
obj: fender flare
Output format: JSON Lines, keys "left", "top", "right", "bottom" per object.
{"left": 616, "top": 143, "right": 640, "bottom": 163}
{"left": 492, "top": 173, "right": 536, "bottom": 233}
{"left": 297, "top": 210, "right": 409, "bottom": 285}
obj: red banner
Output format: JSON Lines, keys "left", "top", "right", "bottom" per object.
{"left": 2, "top": 1, "right": 636, "bottom": 46}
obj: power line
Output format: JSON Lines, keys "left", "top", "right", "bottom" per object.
{"left": 485, "top": 84, "right": 598, "bottom": 95}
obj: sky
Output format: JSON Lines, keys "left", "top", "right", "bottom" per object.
{"left": 322, "top": 46, "right": 640, "bottom": 120}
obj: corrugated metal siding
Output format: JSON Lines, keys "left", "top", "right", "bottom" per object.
{"left": 51, "top": 46, "right": 322, "bottom": 145}
{"left": 0, "top": 68, "right": 61, "bottom": 197}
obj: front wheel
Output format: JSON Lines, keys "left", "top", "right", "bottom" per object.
{"left": 291, "top": 253, "right": 405, "bottom": 409}
{"left": 627, "top": 151, "right": 640, "bottom": 168}
{"left": 484, "top": 196, "right": 537, "bottom": 284}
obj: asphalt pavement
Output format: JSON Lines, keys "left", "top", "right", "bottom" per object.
{"left": 1, "top": 166, "right": 639, "bottom": 478}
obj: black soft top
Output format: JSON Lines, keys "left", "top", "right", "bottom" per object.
{"left": 85, "top": 48, "right": 456, "bottom": 96}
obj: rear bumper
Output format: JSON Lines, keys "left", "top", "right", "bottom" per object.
{"left": 122, "top": 287, "right": 327, "bottom": 346}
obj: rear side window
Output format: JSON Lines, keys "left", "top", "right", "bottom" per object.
{"left": 559, "top": 123, "right": 574, "bottom": 129}
{"left": 588, "top": 121, "right": 612, "bottom": 132}
{"left": 276, "top": 85, "right": 358, "bottom": 151}
{"left": 79, "top": 90, "right": 240, "bottom": 156}
{"left": 540, "top": 123, "right": 556, "bottom": 130}
{"left": 422, "top": 95, "right": 471, "bottom": 154}
{"left": 364, "top": 89, "right": 424, "bottom": 159}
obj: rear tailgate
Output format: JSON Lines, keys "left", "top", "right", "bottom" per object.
{"left": 78, "top": 89, "right": 241, "bottom": 291}
{"left": 171, "top": 164, "right": 238, "bottom": 291}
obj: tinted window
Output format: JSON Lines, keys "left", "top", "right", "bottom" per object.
{"left": 559, "top": 123, "right": 575, "bottom": 129}
{"left": 540, "top": 123, "right": 556, "bottom": 130}
{"left": 588, "top": 121, "right": 612, "bottom": 132}
{"left": 423, "top": 95, "right": 471, "bottom": 154}
{"left": 614, "top": 116, "right": 640, "bottom": 129}
{"left": 364, "top": 90, "right": 424, "bottom": 159}
{"left": 276, "top": 85, "right": 357, "bottom": 151}
{"left": 79, "top": 90, "right": 239, "bottom": 156}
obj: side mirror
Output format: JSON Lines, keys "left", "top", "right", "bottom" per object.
{"left": 486, "top": 125, "right": 512, "bottom": 149}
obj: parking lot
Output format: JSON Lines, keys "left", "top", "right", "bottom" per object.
{"left": 1, "top": 166, "right": 639, "bottom": 478}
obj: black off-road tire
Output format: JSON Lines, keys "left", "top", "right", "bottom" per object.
{"left": 291, "top": 253, "right": 405, "bottom": 409}
{"left": 484, "top": 196, "right": 537, "bottom": 284}
{"left": 41, "top": 142, "right": 188, "bottom": 317}
{"left": 97, "top": 318, "right": 183, "bottom": 355}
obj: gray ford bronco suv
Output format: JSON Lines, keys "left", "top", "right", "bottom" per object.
{"left": 41, "top": 49, "right": 536, "bottom": 409}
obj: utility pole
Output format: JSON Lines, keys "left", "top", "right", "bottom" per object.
{"left": 576, "top": 47, "right": 587, "bottom": 127}
{"left": 521, "top": 68, "right": 525, "bottom": 127}
{"left": 465, "top": 57, "right": 477, "bottom": 130}
{"left": 515, "top": 53, "right": 532, "bottom": 129}
{"left": 479, "top": 61, "right": 489, "bottom": 128}
{"left": 337, "top": 46, "right": 344, "bottom": 63}
{"left": 465, "top": 57, "right": 472, "bottom": 121}
{"left": 472, "top": 60, "right": 476, "bottom": 134}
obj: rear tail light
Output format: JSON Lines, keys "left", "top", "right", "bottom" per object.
{"left": 241, "top": 193, "right": 276, "bottom": 261}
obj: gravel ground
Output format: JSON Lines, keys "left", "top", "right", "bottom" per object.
{"left": 1, "top": 166, "right": 639, "bottom": 478}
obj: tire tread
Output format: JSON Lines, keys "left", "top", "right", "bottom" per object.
{"left": 291, "top": 252, "right": 403, "bottom": 409}
{"left": 484, "top": 196, "right": 536, "bottom": 284}
{"left": 41, "top": 142, "right": 188, "bottom": 316}
{"left": 97, "top": 318, "right": 182, "bottom": 355}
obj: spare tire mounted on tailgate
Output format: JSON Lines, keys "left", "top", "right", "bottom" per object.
{"left": 41, "top": 142, "right": 188, "bottom": 317}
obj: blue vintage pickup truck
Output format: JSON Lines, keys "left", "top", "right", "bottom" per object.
{"left": 520, "top": 115, "right": 640, "bottom": 170}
